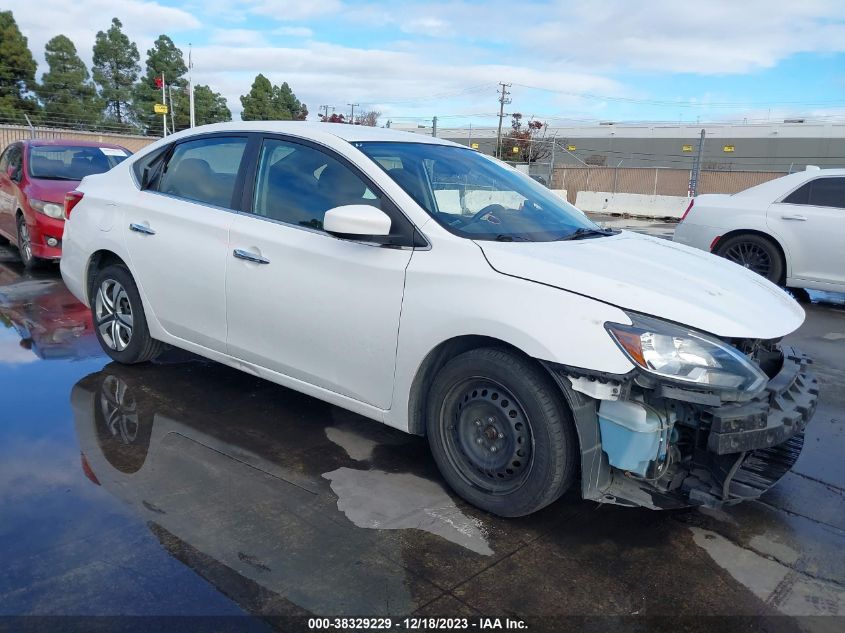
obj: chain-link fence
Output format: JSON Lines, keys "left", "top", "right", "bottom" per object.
{"left": 1, "top": 124, "right": 156, "bottom": 154}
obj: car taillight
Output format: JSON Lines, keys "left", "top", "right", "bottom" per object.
{"left": 680, "top": 198, "right": 695, "bottom": 222}
{"left": 64, "top": 190, "right": 84, "bottom": 220}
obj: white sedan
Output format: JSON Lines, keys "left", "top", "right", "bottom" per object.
{"left": 674, "top": 168, "right": 845, "bottom": 292}
{"left": 60, "top": 122, "right": 817, "bottom": 516}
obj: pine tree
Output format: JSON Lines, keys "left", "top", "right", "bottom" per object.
{"left": 0, "top": 10, "right": 38, "bottom": 120}
{"left": 240, "top": 74, "right": 307, "bottom": 121}
{"left": 134, "top": 35, "right": 188, "bottom": 133}
{"left": 37, "top": 35, "right": 101, "bottom": 129}
{"left": 92, "top": 17, "right": 140, "bottom": 127}
{"left": 194, "top": 84, "right": 231, "bottom": 125}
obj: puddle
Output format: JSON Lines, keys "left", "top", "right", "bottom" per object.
{"left": 323, "top": 467, "right": 493, "bottom": 556}
{"left": 690, "top": 527, "right": 844, "bottom": 617}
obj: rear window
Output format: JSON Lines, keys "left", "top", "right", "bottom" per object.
{"left": 28, "top": 145, "right": 130, "bottom": 181}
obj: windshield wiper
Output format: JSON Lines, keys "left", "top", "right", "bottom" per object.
{"left": 556, "top": 227, "right": 615, "bottom": 241}
{"left": 494, "top": 234, "right": 530, "bottom": 242}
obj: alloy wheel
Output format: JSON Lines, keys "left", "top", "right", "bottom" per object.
{"left": 95, "top": 279, "right": 134, "bottom": 351}
{"left": 99, "top": 375, "right": 139, "bottom": 444}
{"left": 724, "top": 241, "right": 772, "bottom": 277}
{"left": 17, "top": 218, "right": 32, "bottom": 264}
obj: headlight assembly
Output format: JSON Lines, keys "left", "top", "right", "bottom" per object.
{"left": 606, "top": 313, "right": 767, "bottom": 394}
{"left": 30, "top": 199, "right": 64, "bottom": 219}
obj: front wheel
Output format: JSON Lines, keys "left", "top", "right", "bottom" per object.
{"left": 17, "top": 215, "right": 43, "bottom": 270}
{"left": 715, "top": 233, "right": 784, "bottom": 285}
{"left": 426, "top": 348, "right": 578, "bottom": 517}
{"left": 91, "top": 264, "right": 166, "bottom": 364}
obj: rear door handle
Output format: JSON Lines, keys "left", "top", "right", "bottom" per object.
{"left": 780, "top": 214, "right": 807, "bottom": 221}
{"left": 233, "top": 249, "right": 270, "bottom": 264}
{"left": 129, "top": 223, "right": 156, "bottom": 235}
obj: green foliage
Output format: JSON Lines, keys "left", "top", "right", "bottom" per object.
{"left": 194, "top": 84, "right": 231, "bottom": 125}
{"left": 240, "top": 74, "right": 307, "bottom": 121}
{"left": 134, "top": 35, "right": 188, "bottom": 133}
{"left": 92, "top": 17, "right": 140, "bottom": 127}
{"left": 37, "top": 35, "right": 101, "bottom": 129}
{"left": 0, "top": 10, "right": 39, "bottom": 120}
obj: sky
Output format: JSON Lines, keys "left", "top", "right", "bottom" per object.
{"left": 10, "top": 0, "right": 845, "bottom": 127}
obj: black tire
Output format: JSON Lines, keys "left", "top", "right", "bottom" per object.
{"left": 426, "top": 347, "right": 578, "bottom": 517}
{"left": 17, "top": 215, "right": 43, "bottom": 270}
{"left": 91, "top": 264, "right": 165, "bottom": 364}
{"left": 715, "top": 233, "right": 784, "bottom": 285}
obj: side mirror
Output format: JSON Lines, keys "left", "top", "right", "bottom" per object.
{"left": 324, "top": 204, "right": 392, "bottom": 240}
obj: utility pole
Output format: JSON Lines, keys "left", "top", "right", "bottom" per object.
{"left": 348, "top": 103, "right": 359, "bottom": 124}
{"left": 169, "top": 84, "right": 175, "bottom": 134}
{"left": 688, "top": 128, "right": 705, "bottom": 197}
{"left": 432, "top": 116, "right": 437, "bottom": 137}
{"left": 161, "top": 72, "right": 167, "bottom": 137}
{"left": 319, "top": 105, "right": 333, "bottom": 120}
{"left": 495, "top": 82, "right": 512, "bottom": 158}
{"left": 188, "top": 44, "right": 195, "bottom": 128}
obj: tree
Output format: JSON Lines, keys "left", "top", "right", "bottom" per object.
{"left": 240, "top": 74, "right": 307, "bottom": 121}
{"left": 319, "top": 112, "right": 346, "bottom": 123}
{"left": 0, "top": 11, "right": 38, "bottom": 120}
{"left": 502, "top": 113, "right": 549, "bottom": 162}
{"left": 37, "top": 35, "right": 101, "bottom": 129}
{"left": 92, "top": 18, "right": 140, "bottom": 127}
{"left": 193, "top": 84, "right": 231, "bottom": 125}
{"left": 355, "top": 110, "right": 380, "bottom": 126}
{"left": 133, "top": 35, "right": 187, "bottom": 133}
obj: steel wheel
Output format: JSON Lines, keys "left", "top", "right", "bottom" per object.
{"left": 442, "top": 378, "right": 534, "bottom": 494}
{"left": 95, "top": 279, "right": 134, "bottom": 351}
{"left": 99, "top": 375, "right": 139, "bottom": 444}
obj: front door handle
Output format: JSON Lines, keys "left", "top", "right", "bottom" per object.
{"left": 780, "top": 214, "right": 807, "bottom": 221}
{"left": 233, "top": 249, "right": 270, "bottom": 264}
{"left": 129, "top": 223, "right": 156, "bottom": 235}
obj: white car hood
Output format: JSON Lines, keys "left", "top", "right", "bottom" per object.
{"left": 477, "top": 232, "right": 804, "bottom": 339}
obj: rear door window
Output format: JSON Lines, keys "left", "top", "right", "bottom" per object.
{"left": 808, "top": 177, "right": 845, "bottom": 209}
{"left": 156, "top": 136, "right": 248, "bottom": 209}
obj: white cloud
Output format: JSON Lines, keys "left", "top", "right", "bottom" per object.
{"left": 274, "top": 26, "right": 314, "bottom": 37}
{"left": 210, "top": 28, "right": 268, "bottom": 47}
{"left": 400, "top": 17, "right": 453, "bottom": 38}
{"left": 14, "top": 0, "right": 200, "bottom": 72}
{"left": 246, "top": 0, "right": 344, "bottom": 21}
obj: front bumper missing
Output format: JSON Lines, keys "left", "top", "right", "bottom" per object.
{"left": 703, "top": 347, "right": 818, "bottom": 455}
{"left": 546, "top": 345, "right": 819, "bottom": 510}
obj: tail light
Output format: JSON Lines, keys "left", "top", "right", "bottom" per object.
{"left": 64, "top": 191, "right": 84, "bottom": 220}
{"left": 680, "top": 198, "right": 695, "bottom": 222}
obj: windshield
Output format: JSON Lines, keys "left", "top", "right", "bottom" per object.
{"left": 355, "top": 142, "right": 601, "bottom": 241}
{"left": 28, "top": 145, "right": 129, "bottom": 181}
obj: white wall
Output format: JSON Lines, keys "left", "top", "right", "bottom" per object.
{"left": 574, "top": 192, "right": 690, "bottom": 219}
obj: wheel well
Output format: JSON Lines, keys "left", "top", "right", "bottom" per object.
{"left": 86, "top": 250, "right": 128, "bottom": 303}
{"left": 714, "top": 229, "right": 787, "bottom": 284}
{"left": 407, "top": 335, "right": 537, "bottom": 436}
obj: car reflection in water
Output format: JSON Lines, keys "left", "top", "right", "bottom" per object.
{"left": 0, "top": 259, "right": 101, "bottom": 361}
{"left": 71, "top": 360, "right": 494, "bottom": 617}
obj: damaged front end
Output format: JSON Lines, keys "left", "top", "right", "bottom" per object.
{"left": 545, "top": 316, "right": 819, "bottom": 510}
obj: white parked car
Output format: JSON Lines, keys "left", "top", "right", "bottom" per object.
{"left": 674, "top": 168, "right": 845, "bottom": 292}
{"left": 60, "top": 122, "right": 818, "bottom": 516}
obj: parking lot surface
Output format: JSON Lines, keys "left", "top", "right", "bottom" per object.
{"left": 1, "top": 223, "right": 844, "bottom": 631}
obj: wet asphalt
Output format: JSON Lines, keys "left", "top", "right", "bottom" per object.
{"left": 0, "top": 220, "right": 844, "bottom": 632}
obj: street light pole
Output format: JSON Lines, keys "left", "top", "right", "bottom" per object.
{"left": 188, "top": 44, "right": 195, "bottom": 128}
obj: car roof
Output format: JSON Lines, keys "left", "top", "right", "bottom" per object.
{"left": 24, "top": 139, "right": 128, "bottom": 150}
{"left": 162, "top": 121, "right": 463, "bottom": 147}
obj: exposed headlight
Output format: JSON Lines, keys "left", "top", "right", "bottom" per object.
{"left": 30, "top": 199, "right": 64, "bottom": 219}
{"left": 606, "top": 313, "right": 767, "bottom": 393}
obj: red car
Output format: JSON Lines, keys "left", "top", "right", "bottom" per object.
{"left": 0, "top": 139, "right": 130, "bottom": 268}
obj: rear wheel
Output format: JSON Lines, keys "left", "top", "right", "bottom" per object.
{"left": 92, "top": 264, "right": 165, "bottom": 364}
{"left": 16, "top": 215, "right": 43, "bottom": 270}
{"left": 715, "top": 233, "right": 784, "bottom": 285}
{"left": 427, "top": 348, "right": 577, "bottom": 517}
